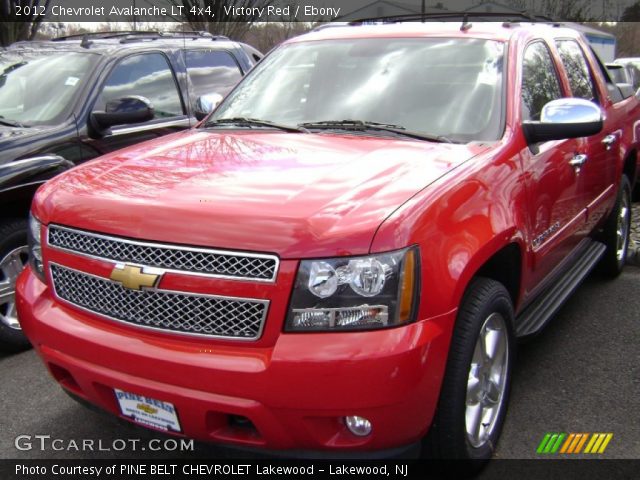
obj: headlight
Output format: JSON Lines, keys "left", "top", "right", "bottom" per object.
{"left": 28, "top": 213, "right": 45, "bottom": 283}
{"left": 286, "top": 247, "right": 419, "bottom": 332}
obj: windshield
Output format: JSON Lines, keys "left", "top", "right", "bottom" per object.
{"left": 0, "top": 51, "right": 98, "bottom": 126}
{"left": 210, "top": 37, "right": 506, "bottom": 143}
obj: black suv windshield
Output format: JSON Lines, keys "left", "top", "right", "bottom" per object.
{"left": 0, "top": 51, "right": 98, "bottom": 126}
{"left": 209, "top": 37, "right": 505, "bottom": 143}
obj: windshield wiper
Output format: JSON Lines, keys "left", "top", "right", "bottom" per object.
{"left": 203, "top": 117, "right": 308, "bottom": 133}
{"left": 298, "top": 120, "right": 453, "bottom": 143}
{"left": 0, "top": 116, "right": 26, "bottom": 128}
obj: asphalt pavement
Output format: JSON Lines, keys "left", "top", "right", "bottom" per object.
{"left": 1, "top": 211, "right": 638, "bottom": 467}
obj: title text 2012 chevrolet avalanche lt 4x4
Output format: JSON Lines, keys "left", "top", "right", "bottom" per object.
{"left": 16, "top": 21, "right": 638, "bottom": 461}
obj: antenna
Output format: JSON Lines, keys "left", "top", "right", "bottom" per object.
{"left": 461, "top": 13, "right": 472, "bottom": 31}
{"left": 80, "top": 34, "right": 92, "bottom": 49}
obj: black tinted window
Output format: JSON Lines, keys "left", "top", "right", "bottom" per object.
{"left": 185, "top": 50, "right": 242, "bottom": 102}
{"left": 522, "top": 42, "right": 563, "bottom": 121}
{"left": 556, "top": 40, "right": 598, "bottom": 102}
{"left": 96, "top": 53, "right": 183, "bottom": 119}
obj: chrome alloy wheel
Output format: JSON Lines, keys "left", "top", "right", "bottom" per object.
{"left": 0, "top": 246, "right": 29, "bottom": 330}
{"left": 616, "top": 191, "right": 631, "bottom": 263}
{"left": 465, "top": 312, "right": 509, "bottom": 448}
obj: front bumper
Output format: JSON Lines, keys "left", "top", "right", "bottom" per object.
{"left": 16, "top": 266, "right": 455, "bottom": 453}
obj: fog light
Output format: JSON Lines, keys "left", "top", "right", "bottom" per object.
{"left": 344, "top": 416, "right": 372, "bottom": 437}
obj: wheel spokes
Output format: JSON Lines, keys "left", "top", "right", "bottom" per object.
{"left": 483, "top": 379, "right": 502, "bottom": 406}
{"left": 1, "top": 252, "right": 26, "bottom": 280}
{"left": 467, "top": 365, "right": 482, "bottom": 401}
{"left": 465, "top": 312, "right": 510, "bottom": 448}
{"left": 466, "top": 402, "right": 483, "bottom": 441}
{"left": 616, "top": 196, "right": 630, "bottom": 261}
{"left": 0, "top": 280, "right": 13, "bottom": 305}
{"left": 0, "top": 246, "right": 29, "bottom": 330}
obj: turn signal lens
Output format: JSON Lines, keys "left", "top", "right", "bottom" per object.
{"left": 398, "top": 248, "right": 416, "bottom": 324}
{"left": 28, "top": 213, "right": 45, "bottom": 283}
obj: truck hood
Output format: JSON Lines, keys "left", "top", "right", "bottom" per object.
{"left": 0, "top": 125, "right": 42, "bottom": 143}
{"left": 35, "top": 130, "right": 488, "bottom": 258}
{"left": 0, "top": 124, "right": 60, "bottom": 164}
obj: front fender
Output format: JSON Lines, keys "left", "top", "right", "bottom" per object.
{"left": 370, "top": 144, "right": 527, "bottom": 319}
{"left": 0, "top": 155, "right": 74, "bottom": 193}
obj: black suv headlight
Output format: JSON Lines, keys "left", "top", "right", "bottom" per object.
{"left": 28, "top": 213, "right": 45, "bottom": 283}
{"left": 285, "top": 247, "right": 420, "bottom": 332}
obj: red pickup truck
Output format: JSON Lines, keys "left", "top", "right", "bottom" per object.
{"left": 16, "top": 21, "right": 638, "bottom": 462}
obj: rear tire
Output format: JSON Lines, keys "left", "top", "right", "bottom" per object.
{"left": 424, "top": 277, "right": 514, "bottom": 467}
{"left": 598, "top": 175, "right": 631, "bottom": 278}
{"left": 0, "top": 219, "right": 32, "bottom": 353}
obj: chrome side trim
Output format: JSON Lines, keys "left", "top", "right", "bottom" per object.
{"left": 110, "top": 118, "right": 191, "bottom": 136}
{"left": 47, "top": 224, "right": 280, "bottom": 283}
{"left": 48, "top": 262, "right": 269, "bottom": 342}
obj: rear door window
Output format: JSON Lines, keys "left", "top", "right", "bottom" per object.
{"left": 555, "top": 40, "right": 598, "bottom": 102}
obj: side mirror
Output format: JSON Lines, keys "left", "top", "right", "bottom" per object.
{"left": 522, "top": 98, "right": 603, "bottom": 144}
{"left": 194, "top": 93, "right": 224, "bottom": 121}
{"left": 91, "top": 95, "right": 154, "bottom": 131}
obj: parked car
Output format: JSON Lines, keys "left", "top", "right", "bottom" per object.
{"left": 606, "top": 62, "right": 640, "bottom": 92}
{"left": 613, "top": 57, "right": 640, "bottom": 83}
{"left": 16, "top": 21, "right": 638, "bottom": 464}
{"left": 0, "top": 30, "right": 261, "bottom": 351}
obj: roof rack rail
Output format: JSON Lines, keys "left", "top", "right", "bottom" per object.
{"left": 52, "top": 31, "right": 161, "bottom": 41}
{"left": 348, "top": 11, "right": 554, "bottom": 24}
{"left": 53, "top": 30, "right": 229, "bottom": 43}
{"left": 118, "top": 31, "right": 229, "bottom": 44}
{"left": 311, "top": 22, "right": 351, "bottom": 32}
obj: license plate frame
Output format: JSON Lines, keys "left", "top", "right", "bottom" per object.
{"left": 114, "top": 388, "right": 182, "bottom": 433}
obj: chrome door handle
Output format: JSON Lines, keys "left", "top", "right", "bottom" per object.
{"left": 570, "top": 154, "right": 588, "bottom": 174}
{"left": 569, "top": 154, "right": 588, "bottom": 168}
{"left": 602, "top": 134, "right": 617, "bottom": 150}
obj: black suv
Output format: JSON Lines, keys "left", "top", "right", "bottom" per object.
{"left": 0, "top": 31, "right": 261, "bottom": 351}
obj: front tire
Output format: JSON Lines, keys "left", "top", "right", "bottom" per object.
{"left": 0, "top": 219, "right": 32, "bottom": 353}
{"left": 424, "top": 277, "right": 514, "bottom": 463}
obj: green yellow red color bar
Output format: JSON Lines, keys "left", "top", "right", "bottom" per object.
{"left": 537, "top": 433, "right": 613, "bottom": 454}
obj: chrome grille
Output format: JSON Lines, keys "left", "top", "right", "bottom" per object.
{"left": 48, "top": 225, "right": 278, "bottom": 282}
{"left": 50, "top": 264, "right": 268, "bottom": 340}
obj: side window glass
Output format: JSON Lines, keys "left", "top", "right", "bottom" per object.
{"left": 556, "top": 40, "right": 598, "bottom": 102}
{"left": 95, "top": 53, "right": 183, "bottom": 120}
{"left": 185, "top": 50, "right": 242, "bottom": 103}
{"left": 589, "top": 47, "right": 624, "bottom": 103}
{"left": 521, "top": 42, "right": 563, "bottom": 121}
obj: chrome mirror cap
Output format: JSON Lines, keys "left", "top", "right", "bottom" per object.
{"left": 195, "top": 93, "right": 224, "bottom": 121}
{"left": 540, "top": 98, "right": 602, "bottom": 125}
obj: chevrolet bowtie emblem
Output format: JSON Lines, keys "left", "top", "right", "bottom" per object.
{"left": 109, "top": 264, "right": 160, "bottom": 291}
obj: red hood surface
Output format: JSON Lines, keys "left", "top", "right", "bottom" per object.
{"left": 35, "top": 130, "right": 488, "bottom": 258}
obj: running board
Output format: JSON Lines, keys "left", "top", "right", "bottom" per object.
{"left": 515, "top": 240, "right": 606, "bottom": 338}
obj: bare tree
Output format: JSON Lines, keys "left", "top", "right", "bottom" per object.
{"left": 621, "top": 1, "right": 640, "bottom": 20}
{"left": 167, "top": 0, "right": 277, "bottom": 40}
{"left": 243, "top": 21, "right": 311, "bottom": 53}
{"left": 0, "top": 0, "right": 52, "bottom": 46}
{"left": 597, "top": 21, "right": 640, "bottom": 57}
{"left": 504, "top": 0, "right": 593, "bottom": 20}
